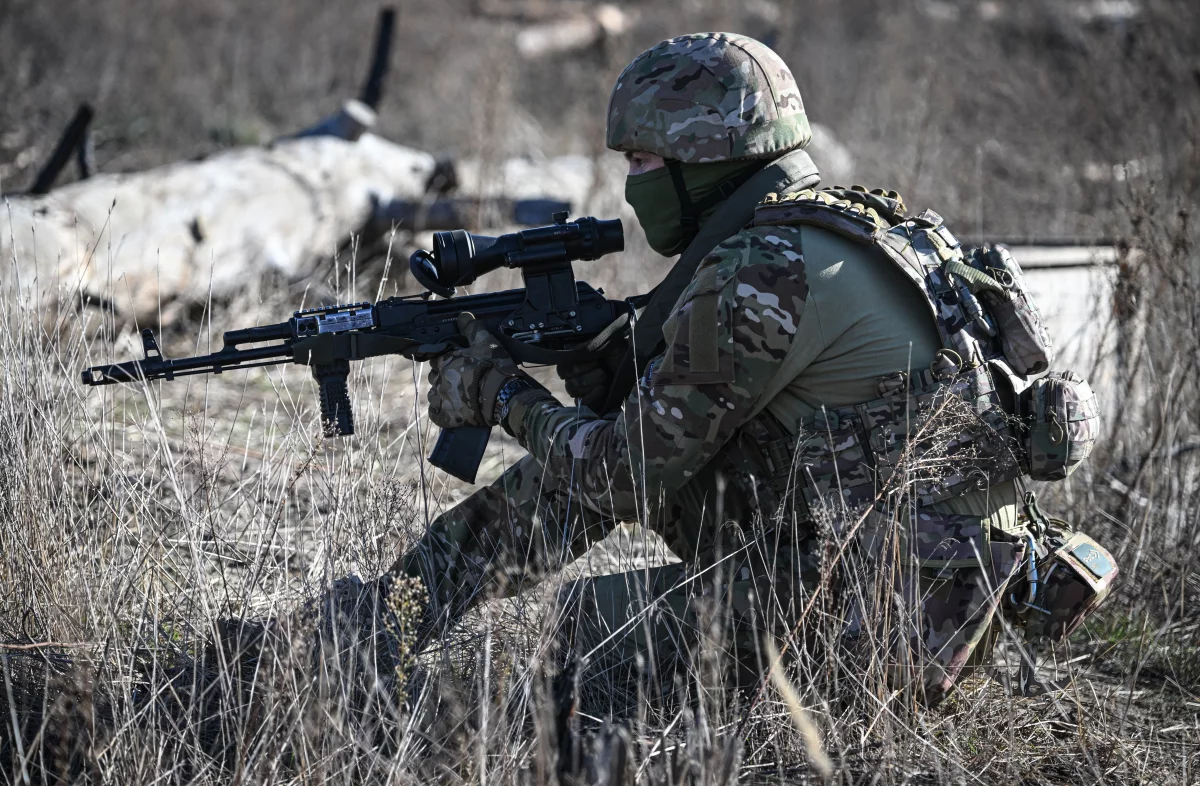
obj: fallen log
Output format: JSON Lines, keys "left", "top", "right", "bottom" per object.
{"left": 2, "top": 134, "right": 437, "bottom": 324}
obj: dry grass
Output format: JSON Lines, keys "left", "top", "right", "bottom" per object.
{"left": 1, "top": 0, "right": 1199, "bottom": 783}
{"left": 0, "top": 179, "right": 1196, "bottom": 783}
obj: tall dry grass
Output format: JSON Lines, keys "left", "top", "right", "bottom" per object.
{"left": 1, "top": 172, "right": 1197, "bottom": 785}
{"left": 1, "top": 1, "right": 1199, "bottom": 783}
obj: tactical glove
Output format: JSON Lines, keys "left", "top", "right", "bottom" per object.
{"left": 427, "top": 313, "right": 531, "bottom": 428}
{"left": 556, "top": 329, "right": 630, "bottom": 414}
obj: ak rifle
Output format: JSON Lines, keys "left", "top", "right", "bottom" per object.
{"left": 81, "top": 213, "right": 630, "bottom": 482}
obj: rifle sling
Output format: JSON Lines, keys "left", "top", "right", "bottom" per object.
{"left": 598, "top": 149, "right": 821, "bottom": 413}
{"left": 497, "top": 335, "right": 596, "bottom": 366}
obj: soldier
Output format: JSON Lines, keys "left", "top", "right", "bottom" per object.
{"left": 393, "top": 32, "right": 1115, "bottom": 706}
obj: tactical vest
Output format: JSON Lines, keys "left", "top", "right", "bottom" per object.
{"left": 735, "top": 187, "right": 1104, "bottom": 511}
{"left": 721, "top": 187, "right": 1117, "bottom": 675}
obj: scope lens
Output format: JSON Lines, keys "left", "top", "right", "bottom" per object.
{"left": 594, "top": 218, "right": 624, "bottom": 256}
{"left": 431, "top": 230, "right": 461, "bottom": 284}
{"left": 432, "top": 229, "right": 506, "bottom": 287}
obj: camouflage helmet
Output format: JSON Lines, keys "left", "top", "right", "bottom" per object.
{"left": 606, "top": 32, "right": 812, "bottom": 163}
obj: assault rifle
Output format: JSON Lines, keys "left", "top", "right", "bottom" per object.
{"left": 81, "top": 213, "right": 629, "bottom": 483}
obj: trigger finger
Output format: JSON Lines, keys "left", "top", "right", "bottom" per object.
{"left": 456, "top": 312, "right": 487, "bottom": 344}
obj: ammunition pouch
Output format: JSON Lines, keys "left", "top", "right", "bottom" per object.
{"left": 1018, "top": 370, "right": 1100, "bottom": 481}
{"left": 967, "top": 244, "right": 1055, "bottom": 377}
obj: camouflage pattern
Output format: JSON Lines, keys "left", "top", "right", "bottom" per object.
{"left": 840, "top": 510, "right": 1028, "bottom": 703}
{"left": 503, "top": 225, "right": 810, "bottom": 524}
{"left": 906, "top": 527, "right": 1028, "bottom": 703}
{"left": 789, "top": 368, "right": 1022, "bottom": 519}
{"left": 967, "top": 245, "right": 1055, "bottom": 377}
{"left": 1020, "top": 370, "right": 1100, "bottom": 481}
{"left": 1024, "top": 529, "right": 1119, "bottom": 642}
{"left": 402, "top": 187, "right": 1102, "bottom": 706}
{"left": 427, "top": 313, "right": 532, "bottom": 429}
{"left": 909, "top": 511, "right": 989, "bottom": 569}
{"left": 605, "top": 33, "right": 812, "bottom": 163}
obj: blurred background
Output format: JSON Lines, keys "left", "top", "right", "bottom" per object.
{"left": 3, "top": 0, "right": 1194, "bottom": 237}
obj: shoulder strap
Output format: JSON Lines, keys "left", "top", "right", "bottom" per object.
{"left": 598, "top": 149, "right": 822, "bottom": 413}
{"left": 753, "top": 190, "right": 989, "bottom": 371}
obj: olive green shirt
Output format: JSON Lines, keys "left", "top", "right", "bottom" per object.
{"left": 758, "top": 224, "right": 1020, "bottom": 529}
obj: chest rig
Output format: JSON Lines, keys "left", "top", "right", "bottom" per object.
{"left": 736, "top": 187, "right": 1039, "bottom": 518}
{"left": 716, "top": 187, "right": 1116, "bottom": 694}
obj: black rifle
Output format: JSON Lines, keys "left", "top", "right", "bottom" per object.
{"left": 81, "top": 213, "right": 629, "bottom": 483}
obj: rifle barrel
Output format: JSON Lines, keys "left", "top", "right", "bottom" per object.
{"left": 82, "top": 344, "right": 293, "bottom": 386}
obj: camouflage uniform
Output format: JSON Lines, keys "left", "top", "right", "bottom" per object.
{"left": 402, "top": 33, "right": 1112, "bottom": 705}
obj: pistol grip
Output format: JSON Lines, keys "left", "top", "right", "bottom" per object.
{"left": 312, "top": 360, "right": 354, "bottom": 436}
{"left": 429, "top": 426, "right": 491, "bottom": 483}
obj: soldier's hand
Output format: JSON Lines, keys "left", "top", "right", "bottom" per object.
{"left": 556, "top": 333, "right": 629, "bottom": 413}
{"left": 427, "top": 313, "right": 528, "bottom": 429}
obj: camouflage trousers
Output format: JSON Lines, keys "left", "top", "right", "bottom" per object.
{"left": 398, "top": 455, "right": 1027, "bottom": 706}
{"left": 555, "top": 528, "right": 1028, "bottom": 708}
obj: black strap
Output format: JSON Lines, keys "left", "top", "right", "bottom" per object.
{"left": 668, "top": 159, "right": 769, "bottom": 239}
{"left": 598, "top": 148, "right": 822, "bottom": 413}
{"left": 695, "top": 160, "right": 768, "bottom": 213}
{"left": 496, "top": 334, "right": 598, "bottom": 366}
{"left": 495, "top": 312, "right": 631, "bottom": 366}
{"left": 626, "top": 288, "right": 656, "bottom": 310}
{"left": 666, "top": 159, "right": 699, "bottom": 233}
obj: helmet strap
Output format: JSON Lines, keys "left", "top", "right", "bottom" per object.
{"left": 665, "top": 159, "right": 700, "bottom": 235}
{"left": 665, "top": 158, "right": 768, "bottom": 243}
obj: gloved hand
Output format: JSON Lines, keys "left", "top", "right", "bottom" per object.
{"left": 556, "top": 332, "right": 630, "bottom": 413}
{"left": 427, "top": 313, "right": 529, "bottom": 428}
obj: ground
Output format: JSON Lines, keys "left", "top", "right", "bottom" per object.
{"left": 2, "top": 0, "right": 1199, "bottom": 782}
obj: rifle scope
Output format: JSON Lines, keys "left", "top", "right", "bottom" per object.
{"left": 409, "top": 212, "right": 623, "bottom": 297}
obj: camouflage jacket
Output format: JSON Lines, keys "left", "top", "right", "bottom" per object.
{"left": 503, "top": 225, "right": 809, "bottom": 526}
